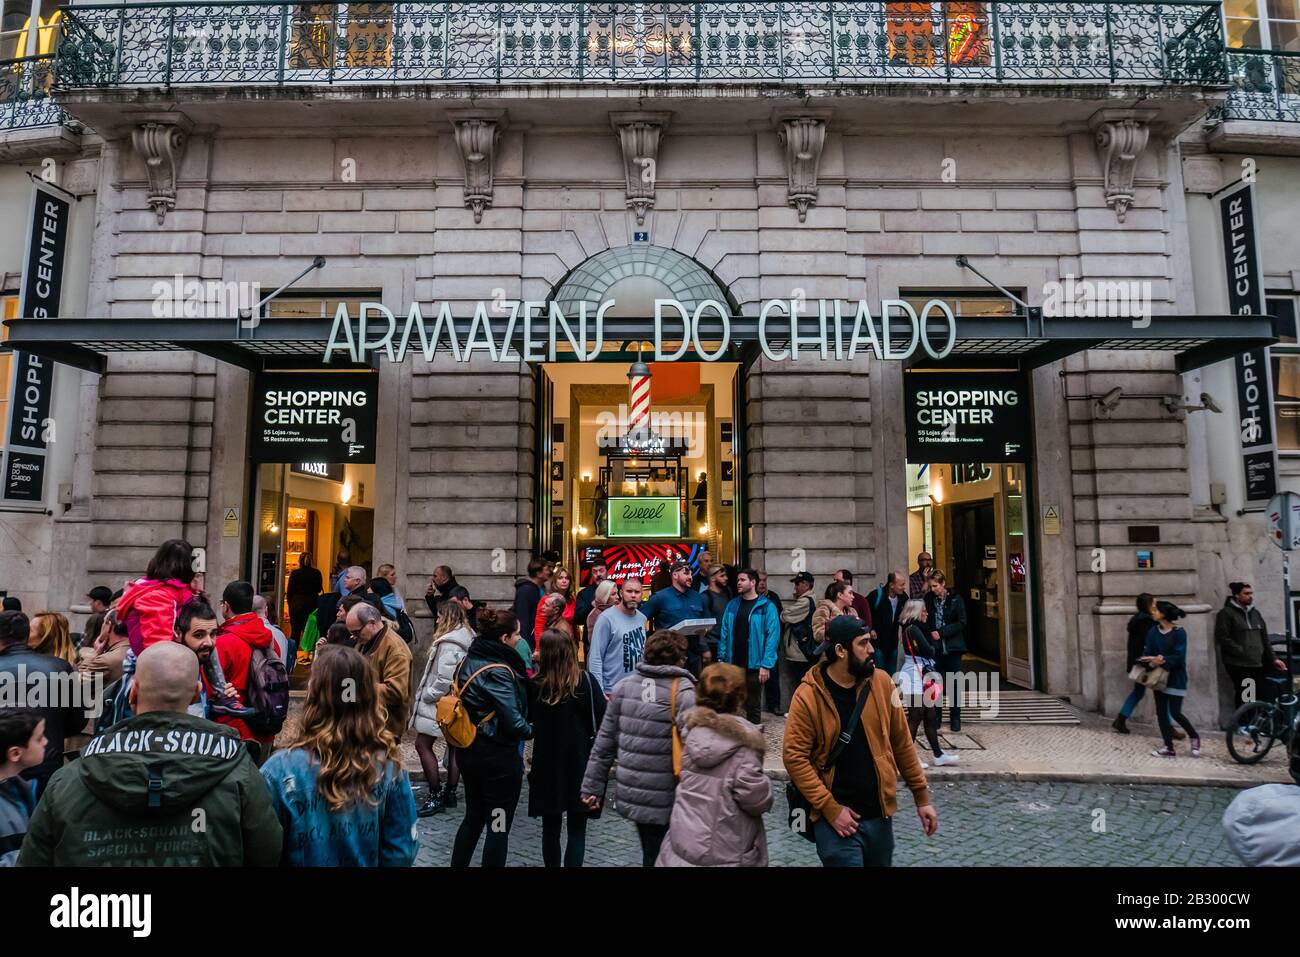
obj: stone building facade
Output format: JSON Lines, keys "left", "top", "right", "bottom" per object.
{"left": 0, "top": 1, "right": 1287, "bottom": 727}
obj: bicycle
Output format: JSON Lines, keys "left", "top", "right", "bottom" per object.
{"left": 1225, "top": 676, "right": 1299, "bottom": 764}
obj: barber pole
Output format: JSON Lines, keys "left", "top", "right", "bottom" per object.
{"left": 628, "top": 359, "right": 652, "bottom": 440}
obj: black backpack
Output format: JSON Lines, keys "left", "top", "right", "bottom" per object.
{"left": 392, "top": 607, "right": 416, "bottom": 645}
{"left": 789, "top": 597, "right": 819, "bottom": 660}
{"left": 244, "top": 645, "right": 290, "bottom": 736}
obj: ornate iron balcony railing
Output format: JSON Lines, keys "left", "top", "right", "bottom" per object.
{"left": 51, "top": 1, "right": 1225, "bottom": 90}
{"left": 0, "top": 54, "right": 67, "bottom": 130}
{"left": 1221, "top": 48, "right": 1300, "bottom": 123}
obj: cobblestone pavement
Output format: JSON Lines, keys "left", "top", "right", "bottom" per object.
{"left": 413, "top": 779, "right": 1244, "bottom": 867}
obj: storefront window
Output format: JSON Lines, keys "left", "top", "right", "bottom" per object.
{"left": 1271, "top": 296, "right": 1300, "bottom": 452}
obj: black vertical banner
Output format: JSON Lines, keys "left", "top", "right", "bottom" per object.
{"left": 4, "top": 183, "right": 69, "bottom": 503}
{"left": 1218, "top": 181, "right": 1277, "bottom": 506}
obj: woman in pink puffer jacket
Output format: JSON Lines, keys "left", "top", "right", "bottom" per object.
{"left": 657, "top": 663, "right": 773, "bottom": 867}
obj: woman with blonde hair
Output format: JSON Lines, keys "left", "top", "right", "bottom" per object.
{"left": 582, "top": 579, "right": 618, "bottom": 668}
{"left": 537, "top": 567, "right": 577, "bottom": 638}
{"left": 29, "top": 612, "right": 75, "bottom": 666}
{"left": 897, "top": 599, "right": 957, "bottom": 768}
{"left": 410, "top": 598, "right": 475, "bottom": 816}
{"left": 260, "top": 645, "right": 418, "bottom": 866}
{"left": 528, "top": 628, "right": 606, "bottom": 867}
{"left": 657, "top": 662, "right": 772, "bottom": 867}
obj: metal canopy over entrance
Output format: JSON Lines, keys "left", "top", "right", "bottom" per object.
{"left": 1, "top": 313, "right": 1278, "bottom": 375}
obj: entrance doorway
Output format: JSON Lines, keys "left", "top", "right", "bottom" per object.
{"left": 537, "top": 359, "right": 742, "bottom": 587}
{"left": 250, "top": 460, "right": 376, "bottom": 638}
{"left": 907, "top": 460, "right": 1034, "bottom": 689}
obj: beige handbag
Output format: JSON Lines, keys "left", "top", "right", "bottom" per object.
{"left": 1129, "top": 662, "right": 1169, "bottom": 691}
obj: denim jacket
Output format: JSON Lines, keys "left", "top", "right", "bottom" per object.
{"left": 260, "top": 748, "right": 418, "bottom": 867}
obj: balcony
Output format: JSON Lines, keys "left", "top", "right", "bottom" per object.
{"left": 1222, "top": 48, "right": 1300, "bottom": 122}
{"left": 0, "top": 53, "right": 83, "bottom": 158}
{"left": 1208, "top": 48, "right": 1300, "bottom": 155}
{"left": 53, "top": 1, "right": 1224, "bottom": 87}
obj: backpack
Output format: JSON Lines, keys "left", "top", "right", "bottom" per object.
{"left": 244, "top": 645, "right": 290, "bottom": 736}
{"left": 392, "top": 607, "right": 416, "bottom": 645}
{"left": 435, "top": 659, "right": 513, "bottom": 749}
{"left": 95, "top": 673, "right": 133, "bottom": 733}
{"left": 789, "top": 597, "right": 818, "bottom": 660}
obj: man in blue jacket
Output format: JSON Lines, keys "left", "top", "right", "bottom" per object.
{"left": 718, "top": 568, "right": 782, "bottom": 725}
{"left": 640, "top": 560, "right": 709, "bottom": 676}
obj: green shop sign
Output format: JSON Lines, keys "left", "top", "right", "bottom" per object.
{"left": 607, "top": 497, "right": 681, "bottom": 538}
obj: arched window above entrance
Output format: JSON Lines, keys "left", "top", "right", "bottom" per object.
{"left": 549, "top": 245, "right": 733, "bottom": 319}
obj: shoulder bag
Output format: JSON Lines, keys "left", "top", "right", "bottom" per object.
{"left": 786, "top": 677, "right": 871, "bottom": 843}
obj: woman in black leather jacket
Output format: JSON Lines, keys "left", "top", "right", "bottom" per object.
{"left": 449, "top": 607, "right": 533, "bottom": 868}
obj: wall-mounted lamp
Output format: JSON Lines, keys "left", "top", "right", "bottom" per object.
{"left": 341, "top": 480, "right": 353, "bottom": 505}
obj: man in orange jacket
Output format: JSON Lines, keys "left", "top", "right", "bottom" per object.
{"left": 783, "top": 615, "right": 937, "bottom": 867}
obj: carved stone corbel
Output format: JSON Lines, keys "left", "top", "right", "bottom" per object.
{"left": 130, "top": 115, "right": 192, "bottom": 225}
{"left": 448, "top": 109, "right": 507, "bottom": 223}
{"left": 610, "top": 111, "right": 671, "bottom": 225}
{"left": 1090, "top": 109, "right": 1158, "bottom": 223}
{"left": 774, "top": 110, "right": 831, "bottom": 222}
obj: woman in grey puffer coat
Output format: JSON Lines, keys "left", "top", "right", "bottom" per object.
{"left": 581, "top": 629, "right": 695, "bottom": 867}
{"left": 658, "top": 663, "right": 772, "bottom": 867}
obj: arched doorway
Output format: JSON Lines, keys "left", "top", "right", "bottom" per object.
{"left": 535, "top": 245, "right": 745, "bottom": 596}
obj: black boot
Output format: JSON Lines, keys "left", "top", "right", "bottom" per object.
{"left": 416, "top": 792, "right": 445, "bottom": 817}
{"left": 1112, "top": 714, "right": 1130, "bottom": 735}
{"left": 441, "top": 783, "right": 457, "bottom": 809}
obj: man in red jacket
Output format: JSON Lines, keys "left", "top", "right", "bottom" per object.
{"left": 215, "top": 580, "right": 275, "bottom": 761}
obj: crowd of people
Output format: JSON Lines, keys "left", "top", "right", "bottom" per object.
{"left": 0, "top": 543, "right": 1291, "bottom": 868}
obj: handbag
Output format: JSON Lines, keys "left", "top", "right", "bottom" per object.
{"left": 669, "top": 678, "right": 683, "bottom": 781}
{"left": 786, "top": 677, "right": 871, "bottom": 843}
{"left": 1129, "top": 662, "right": 1169, "bottom": 690}
{"left": 580, "top": 672, "right": 605, "bottom": 820}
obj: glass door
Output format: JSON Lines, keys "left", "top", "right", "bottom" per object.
{"left": 1000, "top": 464, "right": 1033, "bottom": 688}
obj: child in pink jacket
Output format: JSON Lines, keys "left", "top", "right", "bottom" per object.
{"left": 115, "top": 539, "right": 248, "bottom": 716}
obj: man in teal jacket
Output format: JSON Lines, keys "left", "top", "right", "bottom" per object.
{"left": 718, "top": 568, "right": 782, "bottom": 725}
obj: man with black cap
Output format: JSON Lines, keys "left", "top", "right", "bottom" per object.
{"left": 779, "top": 572, "right": 817, "bottom": 715}
{"left": 86, "top": 587, "right": 113, "bottom": 617}
{"left": 640, "top": 559, "right": 709, "bottom": 675}
{"left": 783, "top": 614, "right": 937, "bottom": 867}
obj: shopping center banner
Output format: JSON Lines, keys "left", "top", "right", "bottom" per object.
{"left": 3, "top": 182, "right": 69, "bottom": 503}
{"left": 904, "top": 371, "right": 1030, "bottom": 464}
{"left": 251, "top": 371, "right": 378, "bottom": 464}
{"left": 1218, "top": 180, "right": 1278, "bottom": 505}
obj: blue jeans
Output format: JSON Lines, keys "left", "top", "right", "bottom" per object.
{"left": 814, "top": 815, "right": 895, "bottom": 867}
{"left": 1119, "top": 682, "right": 1146, "bottom": 718}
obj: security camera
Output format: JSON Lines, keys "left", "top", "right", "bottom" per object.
{"left": 1161, "top": 392, "right": 1223, "bottom": 415}
{"left": 1095, "top": 387, "right": 1123, "bottom": 415}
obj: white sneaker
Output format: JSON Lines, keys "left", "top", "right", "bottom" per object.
{"left": 919, "top": 759, "right": 930, "bottom": 769}
{"left": 933, "top": 753, "right": 960, "bottom": 766}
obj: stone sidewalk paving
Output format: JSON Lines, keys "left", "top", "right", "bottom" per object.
{"left": 390, "top": 707, "right": 1292, "bottom": 788}
{"left": 754, "top": 707, "right": 1293, "bottom": 788}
